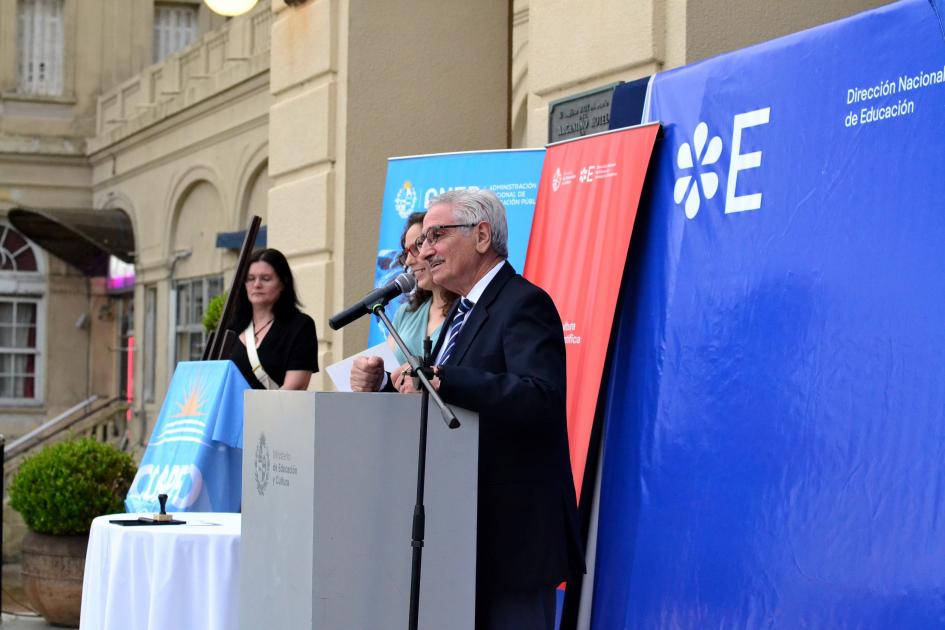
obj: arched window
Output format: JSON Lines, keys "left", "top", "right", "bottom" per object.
{"left": 0, "top": 223, "right": 39, "bottom": 271}
{"left": 0, "top": 222, "right": 45, "bottom": 404}
{"left": 172, "top": 180, "right": 225, "bottom": 364}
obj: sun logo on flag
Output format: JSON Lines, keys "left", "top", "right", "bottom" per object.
{"left": 674, "top": 122, "right": 723, "bottom": 219}
{"left": 173, "top": 376, "right": 208, "bottom": 418}
{"left": 150, "top": 373, "right": 211, "bottom": 447}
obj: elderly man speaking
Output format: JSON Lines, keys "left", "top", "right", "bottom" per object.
{"left": 403, "top": 189, "right": 584, "bottom": 630}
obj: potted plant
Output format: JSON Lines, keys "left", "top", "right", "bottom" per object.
{"left": 9, "top": 437, "right": 136, "bottom": 627}
{"left": 203, "top": 291, "right": 228, "bottom": 333}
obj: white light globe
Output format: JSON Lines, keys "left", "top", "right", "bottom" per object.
{"left": 204, "top": 0, "right": 259, "bottom": 16}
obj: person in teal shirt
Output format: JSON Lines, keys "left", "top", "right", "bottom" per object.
{"left": 350, "top": 212, "right": 457, "bottom": 391}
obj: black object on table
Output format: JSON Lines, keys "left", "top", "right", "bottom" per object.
{"left": 110, "top": 493, "right": 186, "bottom": 526}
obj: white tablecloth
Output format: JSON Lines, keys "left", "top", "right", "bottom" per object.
{"left": 79, "top": 512, "right": 241, "bottom": 630}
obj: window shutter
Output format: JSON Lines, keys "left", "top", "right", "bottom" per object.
{"left": 16, "top": 0, "right": 64, "bottom": 96}
{"left": 154, "top": 4, "right": 198, "bottom": 63}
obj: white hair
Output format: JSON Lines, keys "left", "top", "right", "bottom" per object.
{"left": 428, "top": 189, "right": 508, "bottom": 259}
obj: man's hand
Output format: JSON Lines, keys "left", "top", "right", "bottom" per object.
{"left": 391, "top": 363, "right": 410, "bottom": 390}
{"left": 350, "top": 356, "right": 384, "bottom": 392}
{"left": 396, "top": 365, "right": 440, "bottom": 394}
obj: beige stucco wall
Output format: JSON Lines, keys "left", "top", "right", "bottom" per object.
{"left": 0, "top": 0, "right": 222, "bottom": 139}
{"left": 90, "top": 78, "right": 270, "bottom": 439}
{"left": 266, "top": 0, "right": 337, "bottom": 390}
{"left": 0, "top": 150, "right": 90, "bottom": 209}
{"left": 88, "top": 1, "right": 272, "bottom": 440}
{"left": 0, "top": 153, "right": 95, "bottom": 434}
{"left": 267, "top": 0, "right": 510, "bottom": 387}
{"left": 523, "top": 0, "right": 667, "bottom": 147}
{"left": 268, "top": 0, "right": 892, "bottom": 391}
{"left": 0, "top": 0, "right": 225, "bottom": 437}
{"left": 518, "top": 0, "right": 891, "bottom": 147}
{"left": 341, "top": 0, "right": 510, "bottom": 357}
{"left": 685, "top": 0, "right": 893, "bottom": 65}
{"left": 2, "top": 0, "right": 899, "bottom": 440}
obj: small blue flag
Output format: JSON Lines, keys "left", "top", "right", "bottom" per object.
{"left": 125, "top": 361, "right": 250, "bottom": 513}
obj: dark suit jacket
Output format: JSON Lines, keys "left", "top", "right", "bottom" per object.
{"left": 434, "top": 261, "right": 584, "bottom": 589}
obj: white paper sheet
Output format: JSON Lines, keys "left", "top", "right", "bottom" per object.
{"left": 326, "top": 342, "right": 402, "bottom": 391}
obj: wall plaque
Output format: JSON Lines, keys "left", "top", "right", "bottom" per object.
{"left": 548, "top": 83, "right": 619, "bottom": 143}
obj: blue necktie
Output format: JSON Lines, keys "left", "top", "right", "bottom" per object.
{"left": 439, "top": 298, "right": 474, "bottom": 364}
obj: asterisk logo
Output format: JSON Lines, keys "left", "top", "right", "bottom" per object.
{"left": 674, "top": 122, "right": 722, "bottom": 219}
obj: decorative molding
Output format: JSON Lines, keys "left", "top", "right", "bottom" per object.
{"left": 90, "top": 3, "right": 271, "bottom": 152}
{"left": 162, "top": 164, "right": 226, "bottom": 257}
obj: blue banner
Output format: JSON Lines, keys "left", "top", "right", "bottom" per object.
{"left": 369, "top": 149, "right": 545, "bottom": 346}
{"left": 126, "top": 361, "right": 249, "bottom": 513}
{"left": 594, "top": 1, "right": 945, "bottom": 628}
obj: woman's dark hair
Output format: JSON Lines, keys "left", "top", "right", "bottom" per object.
{"left": 399, "top": 212, "right": 458, "bottom": 315}
{"left": 232, "top": 248, "right": 302, "bottom": 329}
{"left": 400, "top": 212, "right": 431, "bottom": 312}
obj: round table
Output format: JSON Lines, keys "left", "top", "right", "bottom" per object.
{"left": 79, "top": 512, "right": 241, "bottom": 630}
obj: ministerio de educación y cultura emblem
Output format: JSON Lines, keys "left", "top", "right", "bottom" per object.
{"left": 395, "top": 180, "right": 418, "bottom": 219}
{"left": 254, "top": 432, "right": 271, "bottom": 496}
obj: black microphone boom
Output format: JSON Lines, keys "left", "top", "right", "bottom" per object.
{"left": 329, "top": 272, "right": 417, "bottom": 330}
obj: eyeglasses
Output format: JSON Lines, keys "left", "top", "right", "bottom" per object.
{"left": 403, "top": 241, "right": 421, "bottom": 259}
{"left": 415, "top": 223, "right": 478, "bottom": 250}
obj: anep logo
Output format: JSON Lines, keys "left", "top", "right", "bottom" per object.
{"left": 673, "top": 107, "right": 770, "bottom": 219}
{"left": 127, "top": 464, "right": 204, "bottom": 509}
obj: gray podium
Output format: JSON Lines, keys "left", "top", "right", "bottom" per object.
{"left": 240, "top": 391, "right": 479, "bottom": 630}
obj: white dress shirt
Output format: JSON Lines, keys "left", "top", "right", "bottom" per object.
{"left": 433, "top": 259, "right": 505, "bottom": 365}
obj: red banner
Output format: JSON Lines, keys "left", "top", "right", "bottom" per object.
{"left": 524, "top": 124, "right": 659, "bottom": 500}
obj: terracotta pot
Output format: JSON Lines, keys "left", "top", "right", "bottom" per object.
{"left": 21, "top": 531, "right": 89, "bottom": 628}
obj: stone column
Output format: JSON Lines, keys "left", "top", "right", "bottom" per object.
{"left": 268, "top": 0, "right": 338, "bottom": 389}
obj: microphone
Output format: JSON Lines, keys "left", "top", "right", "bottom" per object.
{"left": 329, "top": 272, "right": 417, "bottom": 330}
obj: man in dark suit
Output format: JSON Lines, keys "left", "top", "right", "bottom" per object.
{"left": 400, "top": 189, "right": 585, "bottom": 630}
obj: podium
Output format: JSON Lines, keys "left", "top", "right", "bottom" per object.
{"left": 240, "top": 391, "right": 479, "bottom": 630}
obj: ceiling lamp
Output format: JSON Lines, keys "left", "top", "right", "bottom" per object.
{"left": 204, "top": 0, "right": 258, "bottom": 17}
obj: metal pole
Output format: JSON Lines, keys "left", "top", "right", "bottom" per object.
{"left": 1, "top": 433, "right": 6, "bottom": 622}
{"left": 408, "top": 377, "right": 430, "bottom": 630}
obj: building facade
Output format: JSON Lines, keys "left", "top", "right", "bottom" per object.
{"left": 0, "top": 0, "right": 223, "bottom": 435}
{"left": 1, "top": 0, "right": 890, "bottom": 443}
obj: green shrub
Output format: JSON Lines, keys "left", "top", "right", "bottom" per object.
{"left": 203, "top": 291, "right": 228, "bottom": 333}
{"left": 9, "top": 438, "right": 137, "bottom": 536}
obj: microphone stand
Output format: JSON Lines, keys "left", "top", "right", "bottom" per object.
{"left": 372, "top": 305, "right": 459, "bottom": 431}
{"left": 370, "top": 304, "right": 459, "bottom": 630}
